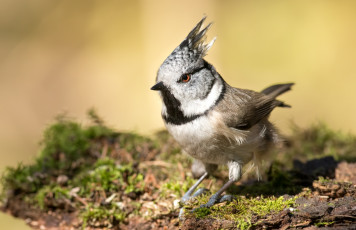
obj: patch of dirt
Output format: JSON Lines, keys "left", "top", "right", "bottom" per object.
{"left": 2, "top": 196, "right": 80, "bottom": 230}
{"left": 336, "top": 162, "right": 356, "bottom": 184}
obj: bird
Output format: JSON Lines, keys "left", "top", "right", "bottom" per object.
{"left": 151, "top": 17, "right": 294, "bottom": 211}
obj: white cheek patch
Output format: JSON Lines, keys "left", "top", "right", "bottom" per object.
{"left": 180, "top": 78, "right": 224, "bottom": 117}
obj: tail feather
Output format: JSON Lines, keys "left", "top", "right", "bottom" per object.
{"left": 261, "top": 83, "right": 294, "bottom": 108}
{"left": 261, "top": 83, "right": 294, "bottom": 99}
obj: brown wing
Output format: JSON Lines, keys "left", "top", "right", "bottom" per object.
{"left": 215, "top": 86, "right": 284, "bottom": 130}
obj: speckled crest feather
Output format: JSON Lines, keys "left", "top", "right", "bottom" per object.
{"left": 171, "top": 17, "right": 216, "bottom": 61}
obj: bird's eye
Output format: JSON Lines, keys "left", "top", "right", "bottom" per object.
{"left": 181, "top": 74, "right": 191, "bottom": 83}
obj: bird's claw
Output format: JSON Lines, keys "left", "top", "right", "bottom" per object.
{"left": 218, "top": 194, "right": 235, "bottom": 203}
{"left": 179, "top": 187, "right": 210, "bottom": 220}
{"left": 180, "top": 187, "right": 209, "bottom": 205}
{"left": 199, "top": 193, "right": 219, "bottom": 209}
{"left": 191, "top": 194, "right": 236, "bottom": 213}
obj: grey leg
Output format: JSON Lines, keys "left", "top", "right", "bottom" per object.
{"left": 179, "top": 172, "right": 209, "bottom": 220}
{"left": 197, "top": 179, "right": 236, "bottom": 209}
{"left": 194, "top": 161, "right": 242, "bottom": 210}
{"left": 181, "top": 172, "right": 208, "bottom": 204}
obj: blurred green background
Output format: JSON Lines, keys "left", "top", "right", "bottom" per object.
{"left": 1, "top": 0, "right": 356, "bottom": 228}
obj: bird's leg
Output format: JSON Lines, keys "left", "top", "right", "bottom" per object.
{"left": 181, "top": 172, "right": 208, "bottom": 204}
{"left": 197, "top": 179, "right": 236, "bottom": 209}
{"left": 194, "top": 161, "right": 241, "bottom": 210}
{"left": 179, "top": 172, "right": 208, "bottom": 219}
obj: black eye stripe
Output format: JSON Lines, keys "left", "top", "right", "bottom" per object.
{"left": 189, "top": 66, "right": 205, "bottom": 75}
{"left": 178, "top": 60, "right": 212, "bottom": 83}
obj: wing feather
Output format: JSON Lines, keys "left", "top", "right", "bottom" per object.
{"left": 215, "top": 85, "right": 284, "bottom": 130}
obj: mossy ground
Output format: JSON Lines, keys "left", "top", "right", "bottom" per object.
{"left": 184, "top": 195, "right": 297, "bottom": 229}
{"left": 1, "top": 111, "right": 355, "bottom": 229}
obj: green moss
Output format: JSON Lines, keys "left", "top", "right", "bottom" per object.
{"left": 118, "top": 133, "right": 146, "bottom": 152}
{"left": 249, "top": 196, "right": 295, "bottom": 216}
{"left": 317, "top": 176, "right": 332, "bottom": 183}
{"left": 314, "top": 221, "right": 334, "bottom": 227}
{"left": 0, "top": 163, "right": 41, "bottom": 196}
{"left": 161, "top": 177, "right": 197, "bottom": 198}
{"left": 154, "top": 130, "right": 187, "bottom": 163}
{"left": 125, "top": 173, "right": 144, "bottom": 194}
{"left": 36, "top": 110, "right": 117, "bottom": 175}
{"left": 35, "top": 185, "right": 70, "bottom": 210}
{"left": 81, "top": 203, "right": 126, "bottom": 228}
{"left": 1, "top": 111, "right": 120, "bottom": 195}
{"left": 288, "top": 122, "right": 356, "bottom": 162}
{"left": 236, "top": 219, "right": 252, "bottom": 230}
{"left": 194, "top": 207, "right": 211, "bottom": 218}
{"left": 185, "top": 195, "right": 296, "bottom": 230}
{"left": 0, "top": 111, "right": 151, "bottom": 228}
{"left": 73, "top": 158, "right": 144, "bottom": 196}
{"left": 37, "top": 117, "right": 88, "bottom": 172}
{"left": 2, "top": 115, "right": 355, "bottom": 228}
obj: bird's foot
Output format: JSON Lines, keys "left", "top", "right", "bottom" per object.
{"left": 179, "top": 187, "right": 210, "bottom": 220}
{"left": 191, "top": 194, "right": 236, "bottom": 212}
{"left": 218, "top": 194, "right": 235, "bottom": 203}
{"left": 181, "top": 187, "right": 209, "bottom": 205}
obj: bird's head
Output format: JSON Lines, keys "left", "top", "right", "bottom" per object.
{"left": 151, "top": 17, "right": 225, "bottom": 124}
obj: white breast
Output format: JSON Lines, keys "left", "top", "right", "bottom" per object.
{"left": 165, "top": 115, "right": 215, "bottom": 148}
{"left": 165, "top": 112, "right": 228, "bottom": 164}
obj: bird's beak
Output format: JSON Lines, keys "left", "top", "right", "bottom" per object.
{"left": 151, "top": 81, "right": 164, "bottom": 91}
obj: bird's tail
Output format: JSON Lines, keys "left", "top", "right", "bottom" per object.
{"left": 261, "top": 83, "right": 294, "bottom": 99}
{"left": 261, "top": 83, "right": 294, "bottom": 107}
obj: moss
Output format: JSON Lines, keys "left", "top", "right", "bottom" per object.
{"left": 36, "top": 110, "right": 117, "bottom": 176}
{"left": 236, "top": 219, "right": 252, "bottom": 230}
{"left": 0, "top": 111, "right": 149, "bottom": 228}
{"left": 161, "top": 177, "right": 197, "bottom": 198}
{"left": 0, "top": 163, "right": 41, "bottom": 196}
{"left": 71, "top": 158, "right": 144, "bottom": 227}
{"left": 117, "top": 133, "right": 147, "bottom": 152}
{"left": 125, "top": 173, "right": 144, "bottom": 194}
{"left": 314, "top": 221, "right": 334, "bottom": 227}
{"left": 154, "top": 130, "right": 186, "bottom": 163}
{"left": 81, "top": 203, "right": 126, "bottom": 228}
{"left": 1, "top": 111, "right": 120, "bottom": 195}
{"left": 37, "top": 117, "right": 89, "bottom": 172}
{"left": 185, "top": 195, "right": 296, "bottom": 230}
{"left": 194, "top": 207, "right": 211, "bottom": 218}
{"left": 287, "top": 122, "right": 356, "bottom": 162}
{"left": 2, "top": 116, "right": 356, "bottom": 228}
{"left": 73, "top": 158, "right": 144, "bottom": 196}
{"left": 317, "top": 176, "right": 333, "bottom": 184}
{"left": 35, "top": 185, "right": 70, "bottom": 210}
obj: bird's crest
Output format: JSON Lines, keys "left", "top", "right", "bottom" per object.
{"left": 173, "top": 17, "right": 216, "bottom": 59}
{"left": 159, "top": 17, "right": 216, "bottom": 76}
